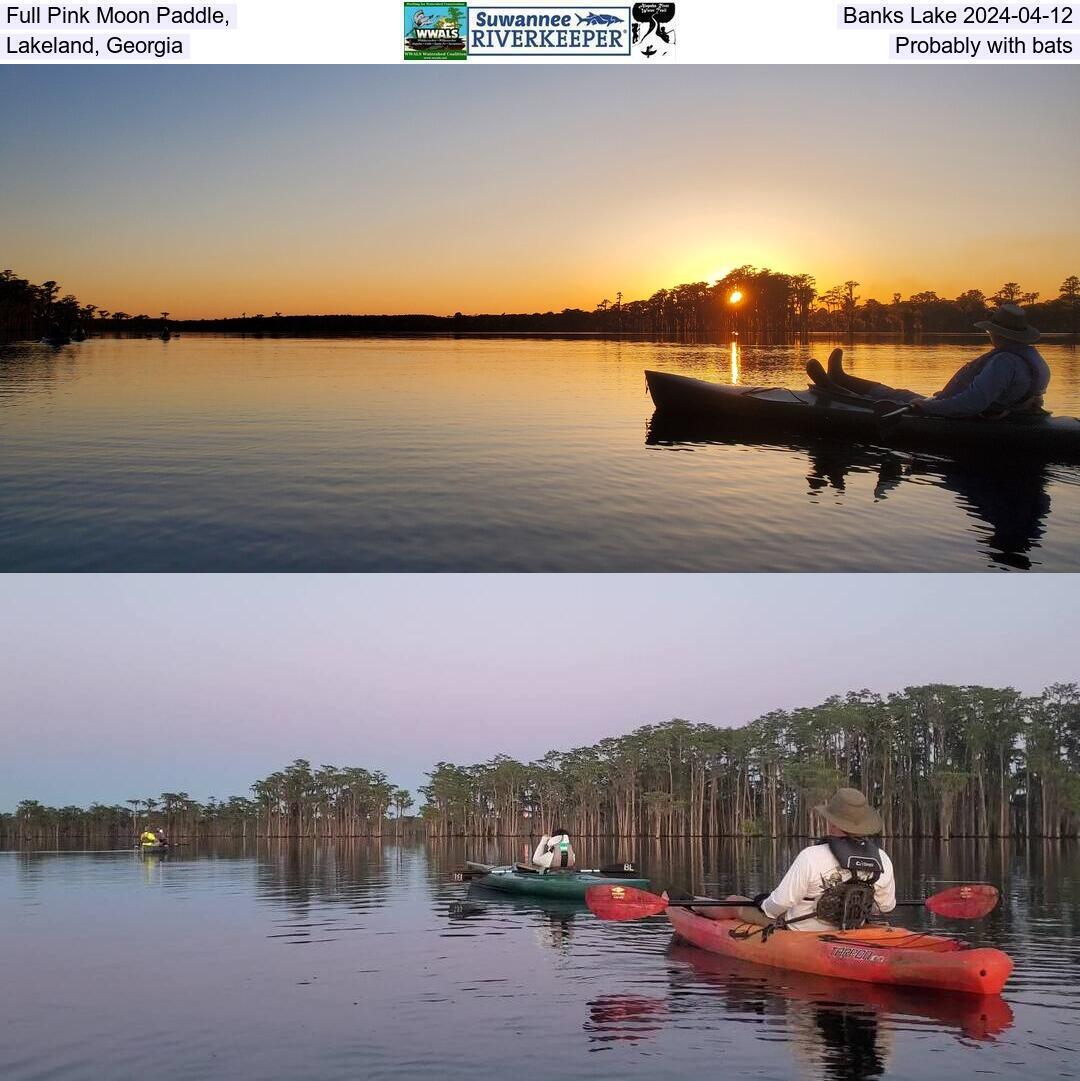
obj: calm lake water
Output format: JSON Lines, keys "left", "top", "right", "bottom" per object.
{"left": 2, "top": 839, "right": 1077, "bottom": 1081}
{"left": 1, "top": 335, "right": 1079, "bottom": 571}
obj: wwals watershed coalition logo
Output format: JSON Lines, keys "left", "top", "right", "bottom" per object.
{"left": 405, "top": 4, "right": 669, "bottom": 58}
{"left": 404, "top": 3, "right": 468, "bottom": 59}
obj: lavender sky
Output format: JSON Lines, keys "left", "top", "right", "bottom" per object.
{"left": 1, "top": 574, "right": 1076, "bottom": 811}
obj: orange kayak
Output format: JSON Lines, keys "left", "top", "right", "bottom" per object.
{"left": 668, "top": 940, "right": 1014, "bottom": 1041}
{"left": 667, "top": 907, "right": 1013, "bottom": 995}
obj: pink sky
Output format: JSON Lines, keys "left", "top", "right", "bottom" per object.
{"left": 1, "top": 574, "right": 1076, "bottom": 810}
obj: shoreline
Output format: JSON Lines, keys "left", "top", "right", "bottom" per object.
{"left": 7, "top": 329, "right": 1078, "bottom": 346}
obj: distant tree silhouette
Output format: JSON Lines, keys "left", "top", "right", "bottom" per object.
{"left": 3, "top": 265, "right": 1079, "bottom": 344}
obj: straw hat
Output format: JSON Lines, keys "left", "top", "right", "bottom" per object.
{"left": 814, "top": 788, "right": 883, "bottom": 836}
{"left": 974, "top": 304, "right": 1041, "bottom": 344}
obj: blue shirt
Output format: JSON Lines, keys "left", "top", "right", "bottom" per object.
{"left": 920, "top": 344, "right": 1050, "bottom": 419}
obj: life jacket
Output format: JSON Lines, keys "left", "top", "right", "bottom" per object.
{"left": 140, "top": 831, "right": 157, "bottom": 845}
{"left": 547, "top": 834, "right": 575, "bottom": 870}
{"left": 960, "top": 348, "right": 1049, "bottom": 418}
{"left": 813, "top": 836, "right": 884, "bottom": 930}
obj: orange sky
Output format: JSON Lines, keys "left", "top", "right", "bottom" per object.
{"left": 3, "top": 66, "right": 1076, "bottom": 319}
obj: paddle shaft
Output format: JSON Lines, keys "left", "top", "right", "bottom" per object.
{"left": 455, "top": 865, "right": 628, "bottom": 877}
{"left": 665, "top": 899, "right": 752, "bottom": 908}
{"left": 587, "top": 883, "right": 998, "bottom": 922}
{"left": 825, "top": 388, "right": 911, "bottom": 425}
{"left": 663, "top": 896, "right": 950, "bottom": 910}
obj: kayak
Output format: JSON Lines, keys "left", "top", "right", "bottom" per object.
{"left": 667, "top": 941, "right": 1014, "bottom": 1042}
{"left": 465, "top": 861, "right": 649, "bottom": 900}
{"left": 466, "top": 863, "right": 649, "bottom": 900}
{"left": 667, "top": 907, "right": 1012, "bottom": 995}
{"left": 138, "top": 844, "right": 169, "bottom": 854}
{"left": 645, "top": 369, "right": 1080, "bottom": 459}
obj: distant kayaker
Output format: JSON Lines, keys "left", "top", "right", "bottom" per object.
{"left": 155, "top": 829, "right": 167, "bottom": 845}
{"left": 808, "top": 305, "right": 1049, "bottom": 419}
{"left": 139, "top": 829, "right": 157, "bottom": 846}
{"left": 718, "top": 788, "right": 896, "bottom": 932}
{"left": 532, "top": 829, "right": 576, "bottom": 871}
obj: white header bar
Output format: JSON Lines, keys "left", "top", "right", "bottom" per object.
{"left": 2, "top": 0, "right": 1077, "bottom": 62}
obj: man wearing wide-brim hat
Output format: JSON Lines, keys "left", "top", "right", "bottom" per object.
{"left": 709, "top": 788, "right": 897, "bottom": 932}
{"left": 807, "top": 304, "right": 1050, "bottom": 419}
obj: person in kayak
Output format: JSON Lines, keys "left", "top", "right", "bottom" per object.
{"left": 807, "top": 305, "right": 1049, "bottom": 419}
{"left": 154, "top": 828, "right": 167, "bottom": 846}
{"left": 139, "top": 829, "right": 157, "bottom": 846}
{"left": 717, "top": 788, "right": 896, "bottom": 932}
{"left": 532, "top": 829, "right": 576, "bottom": 871}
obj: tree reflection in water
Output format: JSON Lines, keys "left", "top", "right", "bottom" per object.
{"left": 577, "top": 934, "right": 1012, "bottom": 1075}
{"left": 647, "top": 416, "right": 1056, "bottom": 571}
{"left": 665, "top": 942, "right": 1012, "bottom": 1080}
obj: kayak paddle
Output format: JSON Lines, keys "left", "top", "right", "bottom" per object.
{"left": 453, "top": 862, "right": 638, "bottom": 882}
{"left": 585, "top": 884, "right": 1000, "bottom": 922}
{"left": 875, "top": 402, "right": 914, "bottom": 428}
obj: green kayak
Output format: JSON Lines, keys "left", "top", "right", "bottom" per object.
{"left": 138, "top": 844, "right": 170, "bottom": 854}
{"left": 464, "top": 861, "right": 649, "bottom": 900}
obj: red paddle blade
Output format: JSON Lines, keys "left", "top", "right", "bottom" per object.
{"left": 586, "top": 885, "right": 668, "bottom": 921}
{"left": 926, "top": 883, "right": 1000, "bottom": 919}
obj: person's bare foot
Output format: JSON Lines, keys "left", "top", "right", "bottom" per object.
{"left": 827, "top": 347, "right": 845, "bottom": 379}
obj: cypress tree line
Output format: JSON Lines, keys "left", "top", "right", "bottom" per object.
{"left": 6, "top": 265, "right": 1078, "bottom": 343}
{"left": 4, "top": 684, "right": 1078, "bottom": 846}
{"left": 421, "top": 684, "right": 1080, "bottom": 840}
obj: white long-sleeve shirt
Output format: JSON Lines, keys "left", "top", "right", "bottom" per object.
{"left": 760, "top": 842, "right": 896, "bottom": 932}
{"left": 532, "top": 834, "right": 574, "bottom": 870}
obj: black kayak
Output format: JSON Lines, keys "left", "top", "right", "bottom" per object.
{"left": 645, "top": 370, "right": 1080, "bottom": 460}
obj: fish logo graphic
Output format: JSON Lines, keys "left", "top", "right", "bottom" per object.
{"left": 577, "top": 12, "right": 622, "bottom": 24}
{"left": 468, "top": 5, "right": 632, "bottom": 55}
